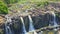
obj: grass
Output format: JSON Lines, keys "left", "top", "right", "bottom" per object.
{"left": 8, "top": 0, "right": 60, "bottom": 14}
{"left": 9, "top": 0, "right": 49, "bottom": 9}
{"left": 17, "top": 0, "right": 60, "bottom": 4}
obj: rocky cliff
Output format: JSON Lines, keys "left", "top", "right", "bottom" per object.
{"left": 0, "top": 2, "right": 60, "bottom": 34}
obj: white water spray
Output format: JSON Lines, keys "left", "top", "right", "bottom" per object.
{"left": 28, "top": 15, "right": 37, "bottom": 34}
{"left": 20, "top": 17, "right": 27, "bottom": 34}
{"left": 5, "top": 15, "right": 13, "bottom": 34}
{"left": 51, "top": 11, "right": 58, "bottom": 27}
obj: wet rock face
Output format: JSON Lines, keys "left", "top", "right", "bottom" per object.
{"left": 10, "top": 16, "right": 23, "bottom": 34}
{"left": 23, "top": 16, "right": 29, "bottom": 32}
{"left": 31, "top": 13, "right": 52, "bottom": 29}
{"left": 9, "top": 15, "right": 49, "bottom": 32}
{"left": 2, "top": 11, "right": 59, "bottom": 34}
{"left": 56, "top": 12, "right": 60, "bottom": 25}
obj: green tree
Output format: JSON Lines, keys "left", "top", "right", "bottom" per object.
{"left": 0, "top": 1, "right": 8, "bottom": 14}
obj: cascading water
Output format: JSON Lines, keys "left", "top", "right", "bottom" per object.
{"left": 20, "top": 17, "right": 27, "bottom": 34}
{"left": 5, "top": 15, "right": 13, "bottom": 34}
{"left": 5, "top": 23, "right": 9, "bottom": 34}
{"left": 28, "top": 15, "right": 37, "bottom": 34}
{"left": 51, "top": 12, "right": 58, "bottom": 27}
{"left": 5, "top": 26, "right": 12, "bottom": 34}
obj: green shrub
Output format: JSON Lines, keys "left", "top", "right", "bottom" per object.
{"left": 4, "top": 0, "right": 20, "bottom": 4}
{"left": 0, "top": 1, "right": 8, "bottom": 14}
{"left": 36, "top": 1, "right": 49, "bottom": 7}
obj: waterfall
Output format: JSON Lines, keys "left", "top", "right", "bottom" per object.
{"left": 20, "top": 17, "right": 27, "bottom": 34}
{"left": 51, "top": 11, "right": 58, "bottom": 27}
{"left": 5, "top": 23, "right": 8, "bottom": 34}
{"left": 28, "top": 15, "right": 34, "bottom": 31}
{"left": 5, "top": 15, "right": 13, "bottom": 34}
{"left": 5, "top": 25, "right": 12, "bottom": 34}
{"left": 28, "top": 15, "right": 37, "bottom": 34}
